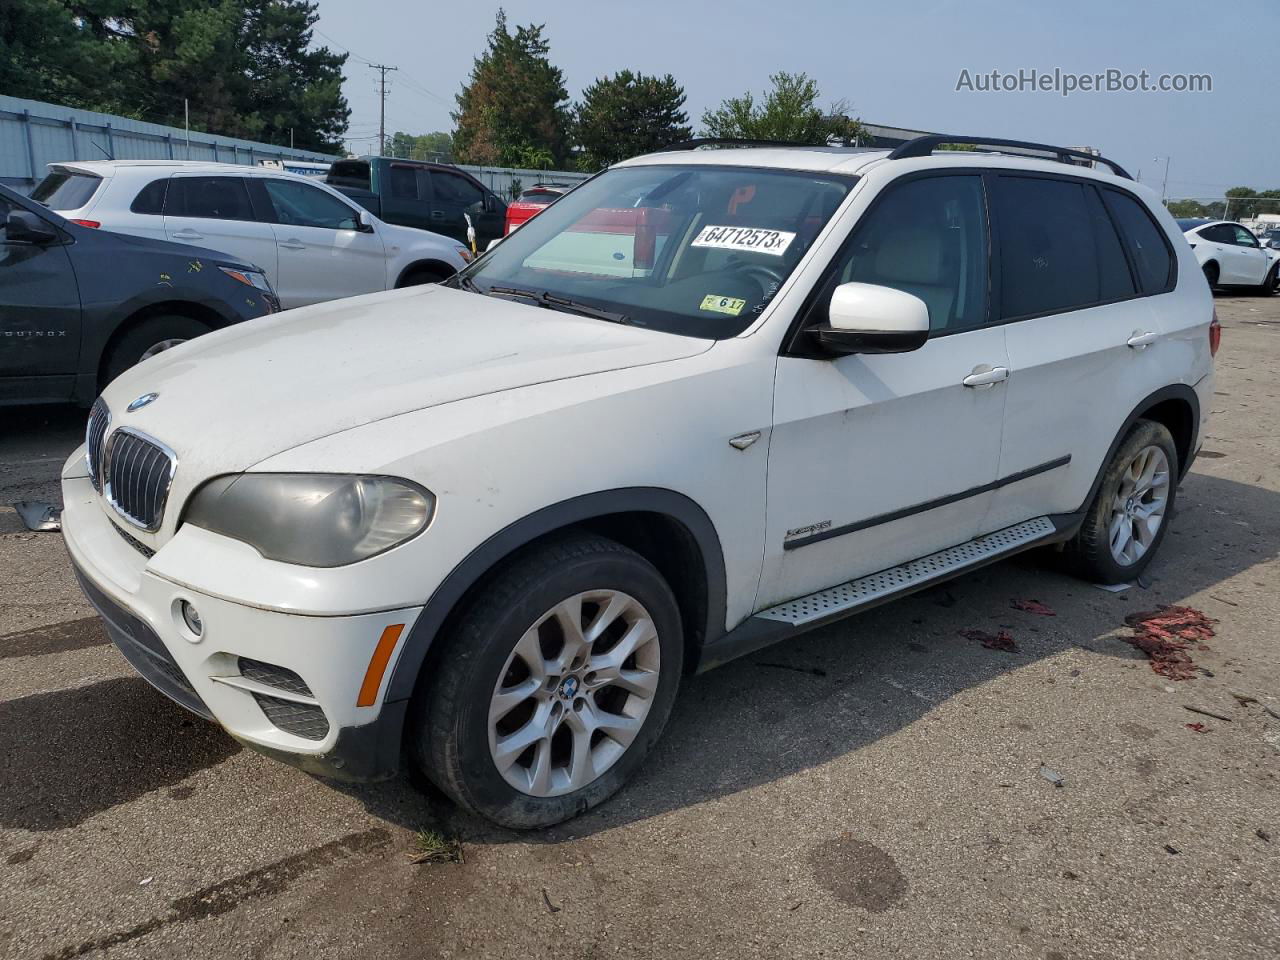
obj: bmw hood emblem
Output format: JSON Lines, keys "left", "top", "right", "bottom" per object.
{"left": 127, "top": 392, "right": 159, "bottom": 412}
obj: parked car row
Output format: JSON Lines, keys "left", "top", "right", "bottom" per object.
{"left": 33, "top": 161, "right": 471, "bottom": 308}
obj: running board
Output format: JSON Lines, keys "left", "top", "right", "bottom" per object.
{"left": 695, "top": 515, "right": 1067, "bottom": 672}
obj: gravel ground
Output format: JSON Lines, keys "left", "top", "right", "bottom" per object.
{"left": 1, "top": 295, "right": 1277, "bottom": 960}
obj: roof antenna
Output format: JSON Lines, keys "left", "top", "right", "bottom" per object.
{"left": 91, "top": 140, "right": 115, "bottom": 161}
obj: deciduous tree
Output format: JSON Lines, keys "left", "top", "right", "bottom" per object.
{"left": 701, "top": 72, "right": 863, "bottom": 146}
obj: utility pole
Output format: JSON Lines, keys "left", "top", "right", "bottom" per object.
{"left": 371, "top": 64, "right": 398, "bottom": 156}
{"left": 184, "top": 98, "right": 190, "bottom": 159}
{"left": 1153, "top": 156, "right": 1171, "bottom": 203}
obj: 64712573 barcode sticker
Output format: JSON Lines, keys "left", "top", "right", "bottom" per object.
{"left": 690, "top": 225, "right": 796, "bottom": 257}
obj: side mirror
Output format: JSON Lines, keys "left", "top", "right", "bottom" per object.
{"left": 810, "top": 282, "right": 930, "bottom": 356}
{"left": 357, "top": 210, "right": 375, "bottom": 233}
{"left": 6, "top": 209, "right": 59, "bottom": 244}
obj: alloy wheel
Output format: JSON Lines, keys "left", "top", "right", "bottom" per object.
{"left": 487, "top": 589, "right": 661, "bottom": 797}
{"left": 1108, "top": 444, "right": 1171, "bottom": 566}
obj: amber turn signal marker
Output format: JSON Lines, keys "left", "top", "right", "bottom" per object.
{"left": 357, "top": 624, "right": 405, "bottom": 707}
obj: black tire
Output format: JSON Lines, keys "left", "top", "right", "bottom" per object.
{"left": 411, "top": 533, "right": 684, "bottom": 829}
{"left": 101, "top": 315, "right": 210, "bottom": 389}
{"left": 1257, "top": 263, "right": 1278, "bottom": 296}
{"left": 1202, "top": 262, "right": 1220, "bottom": 289}
{"left": 1064, "top": 419, "right": 1179, "bottom": 584}
{"left": 398, "top": 267, "right": 451, "bottom": 287}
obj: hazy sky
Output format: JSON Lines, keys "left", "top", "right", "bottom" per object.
{"left": 313, "top": 0, "right": 1274, "bottom": 198}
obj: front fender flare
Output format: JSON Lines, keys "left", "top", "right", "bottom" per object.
{"left": 383, "top": 487, "right": 727, "bottom": 704}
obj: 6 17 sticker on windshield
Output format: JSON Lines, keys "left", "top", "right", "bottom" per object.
{"left": 691, "top": 225, "right": 796, "bottom": 257}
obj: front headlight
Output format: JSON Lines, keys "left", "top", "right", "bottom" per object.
{"left": 184, "top": 474, "right": 434, "bottom": 567}
{"left": 219, "top": 266, "right": 274, "bottom": 293}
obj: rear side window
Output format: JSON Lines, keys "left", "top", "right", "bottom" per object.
{"left": 168, "top": 177, "right": 255, "bottom": 221}
{"left": 31, "top": 170, "right": 102, "bottom": 210}
{"left": 1103, "top": 190, "right": 1175, "bottom": 293}
{"left": 1084, "top": 188, "right": 1135, "bottom": 301}
{"left": 388, "top": 165, "right": 420, "bottom": 199}
{"left": 130, "top": 178, "right": 169, "bottom": 215}
{"left": 993, "top": 176, "right": 1107, "bottom": 319}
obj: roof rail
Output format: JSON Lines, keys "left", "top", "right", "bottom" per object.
{"left": 887, "top": 135, "right": 1133, "bottom": 180}
{"left": 661, "top": 137, "right": 821, "bottom": 151}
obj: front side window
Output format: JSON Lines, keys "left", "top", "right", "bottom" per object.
{"left": 170, "top": 177, "right": 254, "bottom": 221}
{"left": 992, "top": 176, "right": 1105, "bottom": 319}
{"left": 1232, "top": 225, "right": 1259, "bottom": 247}
{"left": 462, "top": 164, "right": 854, "bottom": 339}
{"left": 263, "top": 179, "right": 360, "bottom": 230}
{"left": 432, "top": 171, "right": 485, "bottom": 209}
{"left": 829, "top": 174, "right": 988, "bottom": 333}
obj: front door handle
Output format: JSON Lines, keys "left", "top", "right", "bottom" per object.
{"left": 279, "top": 239, "right": 306, "bottom": 250}
{"left": 1126, "top": 330, "right": 1159, "bottom": 349}
{"left": 962, "top": 365, "right": 1009, "bottom": 388}
{"left": 170, "top": 229, "right": 203, "bottom": 240}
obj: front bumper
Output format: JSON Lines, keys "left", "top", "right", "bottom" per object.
{"left": 61, "top": 457, "right": 421, "bottom": 782}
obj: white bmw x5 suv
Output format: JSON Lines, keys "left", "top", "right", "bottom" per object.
{"left": 63, "top": 135, "right": 1217, "bottom": 828}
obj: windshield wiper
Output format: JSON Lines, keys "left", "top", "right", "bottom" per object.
{"left": 486, "top": 285, "right": 631, "bottom": 325}
{"left": 452, "top": 273, "right": 481, "bottom": 293}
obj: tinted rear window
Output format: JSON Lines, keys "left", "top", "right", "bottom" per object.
{"left": 1104, "top": 190, "right": 1175, "bottom": 293}
{"left": 168, "top": 177, "right": 255, "bottom": 221}
{"left": 31, "top": 170, "right": 102, "bottom": 210}
{"left": 993, "top": 176, "right": 1106, "bottom": 318}
{"left": 327, "top": 160, "right": 372, "bottom": 190}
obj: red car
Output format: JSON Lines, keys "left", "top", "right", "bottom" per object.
{"left": 504, "top": 183, "right": 577, "bottom": 235}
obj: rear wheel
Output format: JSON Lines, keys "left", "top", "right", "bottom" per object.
{"left": 411, "top": 533, "right": 683, "bottom": 829}
{"left": 1202, "top": 262, "right": 1220, "bottom": 289}
{"left": 100, "top": 315, "right": 210, "bottom": 389}
{"left": 1064, "top": 420, "right": 1178, "bottom": 584}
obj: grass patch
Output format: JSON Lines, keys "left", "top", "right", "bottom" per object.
{"left": 409, "top": 828, "right": 464, "bottom": 865}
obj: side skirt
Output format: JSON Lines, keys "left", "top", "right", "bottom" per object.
{"left": 693, "top": 513, "right": 1083, "bottom": 673}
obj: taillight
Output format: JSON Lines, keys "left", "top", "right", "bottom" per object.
{"left": 1209, "top": 310, "right": 1221, "bottom": 357}
{"left": 71, "top": 219, "right": 100, "bottom": 228}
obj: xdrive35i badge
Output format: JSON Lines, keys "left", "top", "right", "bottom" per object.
{"left": 127, "top": 392, "right": 159, "bottom": 412}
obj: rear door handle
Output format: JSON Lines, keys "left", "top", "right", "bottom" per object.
{"left": 962, "top": 365, "right": 1009, "bottom": 388}
{"left": 279, "top": 239, "right": 306, "bottom": 250}
{"left": 1126, "top": 330, "right": 1159, "bottom": 349}
{"left": 170, "top": 230, "right": 203, "bottom": 240}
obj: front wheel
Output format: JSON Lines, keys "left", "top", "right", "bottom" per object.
{"left": 1064, "top": 419, "right": 1178, "bottom": 584}
{"left": 412, "top": 534, "right": 683, "bottom": 829}
{"left": 100, "top": 315, "right": 211, "bottom": 389}
{"left": 1257, "top": 263, "right": 1278, "bottom": 296}
{"left": 1203, "top": 262, "right": 1220, "bottom": 289}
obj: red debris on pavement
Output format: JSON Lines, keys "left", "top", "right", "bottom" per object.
{"left": 960, "top": 628, "right": 1019, "bottom": 653}
{"left": 1123, "top": 605, "right": 1217, "bottom": 681}
{"left": 1185, "top": 722, "right": 1209, "bottom": 733}
{"left": 1012, "top": 599, "right": 1056, "bottom": 616}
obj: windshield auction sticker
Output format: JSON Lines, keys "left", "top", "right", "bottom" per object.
{"left": 699, "top": 294, "right": 747, "bottom": 316}
{"left": 691, "top": 225, "right": 796, "bottom": 256}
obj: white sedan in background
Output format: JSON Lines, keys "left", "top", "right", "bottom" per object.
{"left": 32, "top": 161, "right": 471, "bottom": 309}
{"left": 1177, "top": 218, "right": 1276, "bottom": 293}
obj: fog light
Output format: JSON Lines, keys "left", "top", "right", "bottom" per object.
{"left": 180, "top": 600, "right": 203, "bottom": 637}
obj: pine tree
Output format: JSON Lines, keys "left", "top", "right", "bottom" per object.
{"left": 452, "top": 9, "right": 570, "bottom": 168}
{"left": 573, "top": 71, "right": 691, "bottom": 170}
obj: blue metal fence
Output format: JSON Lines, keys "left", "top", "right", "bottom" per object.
{"left": 0, "top": 95, "right": 338, "bottom": 193}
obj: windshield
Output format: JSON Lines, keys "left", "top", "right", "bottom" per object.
{"left": 461, "top": 164, "right": 855, "bottom": 338}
